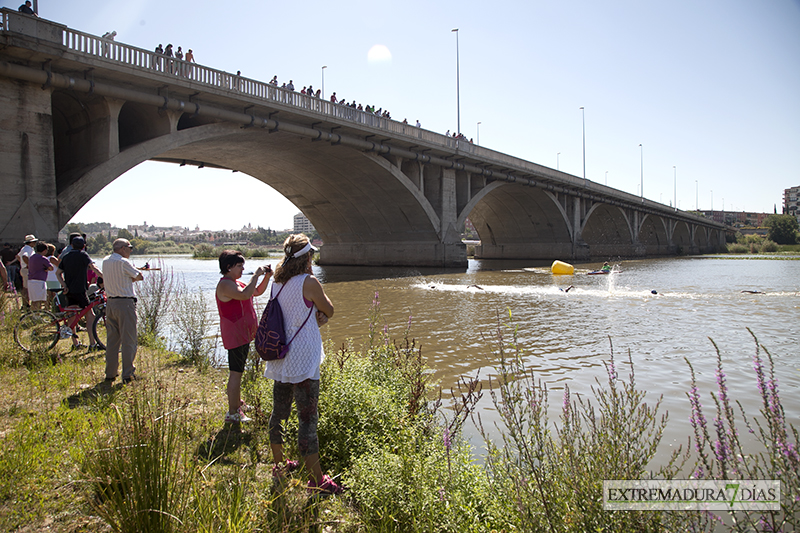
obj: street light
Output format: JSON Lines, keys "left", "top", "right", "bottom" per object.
{"left": 477, "top": 121, "right": 481, "bottom": 145}
{"left": 557, "top": 152, "right": 560, "bottom": 171}
{"left": 639, "top": 144, "right": 643, "bottom": 202}
{"left": 605, "top": 170, "right": 608, "bottom": 185}
{"left": 673, "top": 166, "right": 677, "bottom": 211}
{"left": 711, "top": 190, "right": 713, "bottom": 211}
{"left": 580, "top": 107, "right": 586, "bottom": 185}
{"left": 452, "top": 28, "right": 460, "bottom": 136}
{"left": 696, "top": 180, "right": 698, "bottom": 210}
{"left": 321, "top": 65, "right": 327, "bottom": 99}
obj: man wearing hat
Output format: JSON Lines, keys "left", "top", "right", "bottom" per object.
{"left": 17, "top": 234, "right": 37, "bottom": 309}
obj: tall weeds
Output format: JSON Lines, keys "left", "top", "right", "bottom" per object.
{"left": 477, "top": 311, "right": 686, "bottom": 532}
{"left": 80, "top": 381, "right": 195, "bottom": 533}
{"left": 170, "top": 278, "right": 216, "bottom": 371}
{"left": 687, "top": 329, "right": 799, "bottom": 531}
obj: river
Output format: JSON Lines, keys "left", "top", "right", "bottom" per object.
{"left": 133, "top": 254, "right": 800, "bottom": 454}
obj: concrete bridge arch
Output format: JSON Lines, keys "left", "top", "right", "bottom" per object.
{"left": 0, "top": 10, "right": 727, "bottom": 267}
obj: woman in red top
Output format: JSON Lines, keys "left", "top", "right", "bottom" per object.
{"left": 215, "top": 250, "right": 271, "bottom": 423}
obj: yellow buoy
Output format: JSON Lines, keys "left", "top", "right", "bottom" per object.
{"left": 551, "top": 260, "right": 574, "bottom": 275}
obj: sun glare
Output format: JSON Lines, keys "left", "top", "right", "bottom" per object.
{"left": 367, "top": 44, "right": 392, "bottom": 64}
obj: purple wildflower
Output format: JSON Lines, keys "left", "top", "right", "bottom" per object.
{"left": 442, "top": 427, "right": 452, "bottom": 451}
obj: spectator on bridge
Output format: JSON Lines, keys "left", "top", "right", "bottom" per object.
{"left": 300, "top": 86, "right": 306, "bottom": 95}
{"left": 18, "top": 1, "right": 37, "bottom": 16}
{"left": 153, "top": 44, "right": 164, "bottom": 70}
{"left": 164, "top": 44, "right": 174, "bottom": 74}
{"left": 234, "top": 70, "right": 242, "bottom": 91}
{"left": 215, "top": 250, "right": 271, "bottom": 423}
{"left": 184, "top": 49, "right": 195, "bottom": 77}
{"left": 307, "top": 85, "right": 314, "bottom": 97}
{"left": 287, "top": 80, "right": 295, "bottom": 91}
{"left": 175, "top": 46, "right": 184, "bottom": 75}
{"left": 330, "top": 92, "right": 338, "bottom": 103}
{"left": 416, "top": 119, "right": 421, "bottom": 127}
{"left": 270, "top": 76, "right": 278, "bottom": 86}
{"left": 101, "top": 31, "right": 116, "bottom": 57}
{"left": 402, "top": 118, "right": 408, "bottom": 124}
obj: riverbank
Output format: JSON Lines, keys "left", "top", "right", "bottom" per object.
{"left": 0, "top": 294, "right": 797, "bottom": 531}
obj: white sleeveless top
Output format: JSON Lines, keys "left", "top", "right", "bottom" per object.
{"left": 262, "top": 274, "right": 324, "bottom": 383}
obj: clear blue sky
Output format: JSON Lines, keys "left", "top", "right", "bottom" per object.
{"left": 17, "top": 0, "right": 800, "bottom": 231}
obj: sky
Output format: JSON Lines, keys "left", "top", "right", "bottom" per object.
{"left": 14, "top": 0, "right": 800, "bottom": 232}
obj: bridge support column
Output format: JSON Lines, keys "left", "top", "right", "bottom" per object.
{"left": 0, "top": 77, "right": 59, "bottom": 243}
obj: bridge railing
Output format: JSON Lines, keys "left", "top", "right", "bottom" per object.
{"left": 55, "top": 21, "right": 480, "bottom": 154}
{"left": 1, "top": 11, "right": 524, "bottom": 166}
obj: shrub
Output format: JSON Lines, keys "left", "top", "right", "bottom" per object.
{"left": 728, "top": 243, "right": 748, "bottom": 253}
{"left": 135, "top": 258, "right": 176, "bottom": 344}
{"left": 760, "top": 240, "right": 778, "bottom": 253}
{"left": 192, "top": 243, "right": 216, "bottom": 259}
{"left": 170, "top": 278, "right": 216, "bottom": 371}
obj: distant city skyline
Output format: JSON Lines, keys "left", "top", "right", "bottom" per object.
{"left": 39, "top": 0, "right": 798, "bottom": 232}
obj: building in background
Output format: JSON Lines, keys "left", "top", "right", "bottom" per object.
{"left": 698, "top": 210, "right": 770, "bottom": 227}
{"left": 293, "top": 212, "right": 315, "bottom": 234}
{"left": 784, "top": 185, "right": 800, "bottom": 224}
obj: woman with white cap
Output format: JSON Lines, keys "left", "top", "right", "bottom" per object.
{"left": 264, "top": 233, "right": 342, "bottom": 495}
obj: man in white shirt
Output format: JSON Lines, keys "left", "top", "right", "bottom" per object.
{"left": 102, "top": 238, "right": 143, "bottom": 383}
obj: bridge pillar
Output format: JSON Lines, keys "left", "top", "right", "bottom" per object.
{"left": 0, "top": 77, "right": 59, "bottom": 243}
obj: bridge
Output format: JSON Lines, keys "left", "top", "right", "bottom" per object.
{"left": 0, "top": 10, "right": 725, "bottom": 267}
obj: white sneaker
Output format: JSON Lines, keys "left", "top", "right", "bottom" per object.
{"left": 224, "top": 411, "right": 251, "bottom": 423}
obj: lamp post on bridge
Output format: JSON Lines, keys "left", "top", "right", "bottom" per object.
{"left": 477, "top": 121, "right": 481, "bottom": 146}
{"left": 696, "top": 180, "right": 698, "bottom": 211}
{"left": 557, "top": 152, "right": 560, "bottom": 171}
{"left": 711, "top": 190, "right": 713, "bottom": 211}
{"left": 452, "top": 28, "right": 460, "bottom": 137}
{"left": 639, "top": 143, "right": 643, "bottom": 203}
{"left": 321, "top": 65, "right": 327, "bottom": 100}
{"left": 673, "top": 166, "right": 677, "bottom": 211}
{"left": 605, "top": 170, "right": 608, "bottom": 185}
{"left": 580, "top": 107, "right": 586, "bottom": 186}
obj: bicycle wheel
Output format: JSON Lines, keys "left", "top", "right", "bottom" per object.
{"left": 91, "top": 306, "right": 107, "bottom": 350}
{"left": 15, "top": 310, "right": 59, "bottom": 353}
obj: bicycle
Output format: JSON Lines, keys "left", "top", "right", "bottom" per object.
{"left": 14, "top": 289, "right": 107, "bottom": 357}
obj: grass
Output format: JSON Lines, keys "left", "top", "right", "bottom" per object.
{"left": 0, "top": 293, "right": 796, "bottom": 532}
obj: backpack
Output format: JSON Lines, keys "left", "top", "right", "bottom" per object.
{"left": 254, "top": 283, "right": 313, "bottom": 361}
